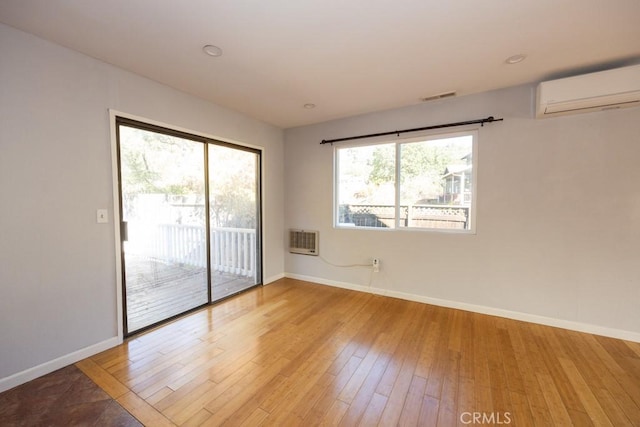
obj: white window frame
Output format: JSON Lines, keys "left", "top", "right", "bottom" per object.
{"left": 333, "top": 129, "right": 478, "bottom": 234}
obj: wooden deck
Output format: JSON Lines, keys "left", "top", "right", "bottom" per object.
{"left": 125, "top": 255, "right": 255, "bottom": 332}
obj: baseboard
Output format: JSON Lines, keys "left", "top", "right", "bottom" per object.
{"left": 264, "top": 272, "right": 285, "bottom": 285}
{"left": 284, "top": 273, "right": 640, "bottom": 343}
{"left": 0, "top": 336, "right": 121, "bottom": 393}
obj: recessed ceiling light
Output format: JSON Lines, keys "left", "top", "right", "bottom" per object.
{"left": 304, "top": 103, "right": 316, "bottom": 109}
{"left": 505, "top": 54, "right": 526, "bottom": 64}
{"left": 203, "top": 44, "right": 223, "bottom": 57}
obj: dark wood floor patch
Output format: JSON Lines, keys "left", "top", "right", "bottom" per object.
{"left": 0, "top": 365, "right": 141, "bottom": 426}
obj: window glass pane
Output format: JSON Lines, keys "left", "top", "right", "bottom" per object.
{"left": 119, "top": 125, "right": 208, "bottom": 333}
{"left": 399, "top": 135, "right": 473, "bottom": 230}
{"left": 208, "top": 145, "right": 260, "bottom": 300}
{"left": 337, "top": 143, "right": 396, "bottom": 228}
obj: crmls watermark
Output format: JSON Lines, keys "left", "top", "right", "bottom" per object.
{"left": 459, "top": 412, "right": 512, "bottom": 425}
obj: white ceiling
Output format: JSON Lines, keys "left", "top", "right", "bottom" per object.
{"left": 1, "top": 0, "right": 639, "bottom": 128}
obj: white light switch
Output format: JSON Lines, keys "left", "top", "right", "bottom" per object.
{"left": 97, "top": 209, "right": 108, "bottom": 223}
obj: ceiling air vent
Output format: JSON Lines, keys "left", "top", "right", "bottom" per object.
{"left": 289, "top": 229, "right": 319, "bottom": 256}
{"left": 421, "top": 91, "right": 457, "bottom": 102}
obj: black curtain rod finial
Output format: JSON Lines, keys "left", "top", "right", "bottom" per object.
{"left": 482, "top": 116, "right": 493, "bottom": 127}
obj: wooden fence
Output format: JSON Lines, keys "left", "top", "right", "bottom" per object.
{"left": 339, "top": 204, "right": 470, "bottom": 229}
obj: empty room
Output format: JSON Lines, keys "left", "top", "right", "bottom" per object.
{"left": 1, "top": 1, "right": 640, "bottom": 426}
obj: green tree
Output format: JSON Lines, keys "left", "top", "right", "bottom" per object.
{"left": 368, "top": 139, "right": 470, "bottom": 204}
{"left": 368, "top": 146, "right": 395, "bottom": 185}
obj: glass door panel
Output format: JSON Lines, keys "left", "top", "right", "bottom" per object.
{"left": 119, "top": 125, "right": 208, "bottom": 333}
{"left": 208, "top": 144, "right": 261, "bottom": 300}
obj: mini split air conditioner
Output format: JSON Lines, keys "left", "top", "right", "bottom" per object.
{"left": 536, "top": 64, "right": 640, "bottom": 118}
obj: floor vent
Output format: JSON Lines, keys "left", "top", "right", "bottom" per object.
{"left": 289, "top": 229, "right": 319, "bottom": 256}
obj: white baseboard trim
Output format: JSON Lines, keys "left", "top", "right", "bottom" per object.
{"left": 0, "top": 336, "right": 121, "bottom": 393}
{"left": 284, "top": 273, "right": 640, "bottom": 343}
{"left": 264, "top": 272, "right": 285, "bottom": 285}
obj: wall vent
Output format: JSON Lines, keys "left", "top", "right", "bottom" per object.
{"left": 289, "top": 229, "right": 319, "bottom": 256}
{"left": 421, "top": 91, "right": 457, "bottom": 102}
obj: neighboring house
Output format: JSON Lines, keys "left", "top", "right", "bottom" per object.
{"left": 442, "top": 153, "right": 472, "bottom": 205}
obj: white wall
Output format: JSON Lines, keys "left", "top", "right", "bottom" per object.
{"left": 284, "top": 84, "right": 640, "bottom": 341}
{"left": 0, "top": 23, "right": 285, "bottom": 389}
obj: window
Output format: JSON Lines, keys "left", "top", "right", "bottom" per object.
{"left": 335, "top": 131, "right": 477, "bottom": 232}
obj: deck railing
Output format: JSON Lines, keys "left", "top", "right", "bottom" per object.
{"left": 210, "top": 227, "right": 256, "bottom": 276}
{"left": 153, "top": 224, "right": 256, "bottom": 277}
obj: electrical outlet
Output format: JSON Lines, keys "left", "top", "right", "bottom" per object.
{"left": 372, "top": 258, "right": 380, "bottom": 273}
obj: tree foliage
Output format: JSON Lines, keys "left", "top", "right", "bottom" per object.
{"left": 340, "top": 137, "right": 471, "bottom": 205}
{"left": 120, "top": 126, "right": 257, "bottom": 229}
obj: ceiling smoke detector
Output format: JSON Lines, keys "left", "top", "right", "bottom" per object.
{"left": 421, "top": 91, "right": 457, "bottom": 102}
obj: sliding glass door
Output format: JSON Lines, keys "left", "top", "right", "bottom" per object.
{"left": 208, "top": 145, "right": 261, "bottom": 300}
{"left": 116, "top": 118, "right": 261, "bottom": 335}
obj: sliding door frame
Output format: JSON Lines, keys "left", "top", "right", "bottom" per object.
{"left": 110, "top": 110, "right": 263, "bottom": 339}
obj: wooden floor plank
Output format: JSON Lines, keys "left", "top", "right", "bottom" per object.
{"left": 437, "top": 351, "right": 461, "bottom": 427}
{"left": 508, "top": 322, "right": 554, "bottom": 424}
{"left": 535, "top": 372, "right": 573, "bottom": 426}
{"left": 287, "top": 373, "right": 333, "bottom": 422}
{"left": 590, "top": 335, "right": 640, "bottom": 408}
{"left": 301, "top": 357, "right": 362, "bottom": 425}
{"left": 116, "top": 390, "right": 175, "bottom": 427}
{"left": 337, "top": 334, "right": 386, "bottom": 404}
{"left": 164, "top": 362, "right": 261, "bottom": 424}
{"left": 626, "top": 341, "right": 640, "bottom": 359}
{"left": 597, "top": 388, "right": 636, "bottom": 427}
{"left": 64, "top": 278, "right": 640, "bottom": 426}
{"left": 264, "top": 337, "right": 359, "bottom": 417}
{"left": 456, "top": 376, "right": 475, "bottom": 425}
{"left": 558, "top": 357, "right": 614, "bottom": 426}
{"left": 378, "top": 305, "right": 430, "bottom": 425}
{"left": 337, "top": 352, "right": 392, "bottom": 426}
{"left": 414, "top": 320, "right": 444, "bottom": 379}
{"left": 532, "top": 327, "right": 586, "bottom": 413}
{"left": 153, "top": 376, "right": 212, "bottom": 412}
{"left": 182, "top": 408, "right": 213, "bottom": 427}
{"left": 562, "top": 329, "right": 640, "bottom": 424}
{"left": 203, "top": 358, "right": 290, "bottom": 425}
{"left": 318, "top": 400, "right": 350, "bottom": 427}
{"left": 237, "top": 408, "right": 269, "bottom": 427}
{"left": 358, "top": 392, "right": 388, "bottom": 426}
{"left": 508, "top": 391, "right": 535, "bottom": 427}
{"left": 418, "top": 394, "right": 440, "bottom": 427}
{"left": 397, "top": 375, "right": 427, "bottom": 427}
{"left": 75, "top": 358, "right": 130, "bottom": 399}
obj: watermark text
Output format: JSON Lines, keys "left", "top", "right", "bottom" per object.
{"left": 460, "top": 412, "right": 512, "bottom": 425}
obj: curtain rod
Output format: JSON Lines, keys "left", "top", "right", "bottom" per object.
{"left": 320, "top": 116, "right": 503, "bottom": 145}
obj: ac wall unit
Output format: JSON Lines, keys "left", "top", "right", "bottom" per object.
{"left": 536, "top": 64, "right": 640, "bottom": 118}
{"left": 289, "top": 229, "right": 319, "bottom": 256}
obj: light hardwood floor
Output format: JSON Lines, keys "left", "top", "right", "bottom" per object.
{"left": 77, "top": 278, "right": 640, "bottom": 426}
